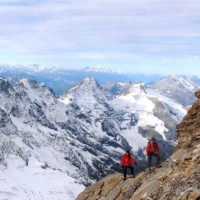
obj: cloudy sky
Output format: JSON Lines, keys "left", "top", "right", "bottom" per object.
{"left": 0, "top": 0, "right": 200, "bottom": 75}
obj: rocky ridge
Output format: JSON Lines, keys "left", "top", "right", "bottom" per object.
{"left": 76, "top": 90, "right": 200, "bottom": 200}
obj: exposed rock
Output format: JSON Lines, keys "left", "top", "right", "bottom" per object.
{"left": 76, "top": 90, "right": 200, "bottom": 200}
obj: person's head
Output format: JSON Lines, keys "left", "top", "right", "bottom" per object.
{"left": 125, "top": 150, "right": 131, "bottom": 158}
{"left": 126, "top": 150, "right": 130, "bottom": 154}
{"left": 152, "top": 137, "right": 156, "bottom": 141}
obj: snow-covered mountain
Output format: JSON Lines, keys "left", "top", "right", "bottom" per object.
{"left": 0, "top": 76, "right": 188, "bottom": 200}
{"left": 147, "top": 75, "right": 199, "bottom": 106}
{"left": 61, "top": 77, "right": 187, "bottom": 159}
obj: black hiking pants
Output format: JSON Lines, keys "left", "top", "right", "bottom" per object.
{"left": 148, "top": 152, "right": 161, "bottom": 168}
{"left": 123, "top": 165, "right": 134, "bottom": 179}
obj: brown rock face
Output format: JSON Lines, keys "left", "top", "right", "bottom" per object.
{"left": 176, "top": 89, "right": 200, "bottom": 149}
{"left": 76, "top": 90, "right": 200, "bottom": 200}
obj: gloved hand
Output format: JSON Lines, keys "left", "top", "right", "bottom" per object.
{"left": 135, "top": 162, "right": 137, "bottom": 165}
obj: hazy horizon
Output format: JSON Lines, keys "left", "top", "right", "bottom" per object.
{"left": 1, "top": 64, "right": 200, "bottom": 78}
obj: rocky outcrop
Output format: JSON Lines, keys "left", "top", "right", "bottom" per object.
{"left": 176, "top": 90, "right": 200, "bottom": 149}
{"left": 76, "top": 90, "right": 200, "bottom": 200}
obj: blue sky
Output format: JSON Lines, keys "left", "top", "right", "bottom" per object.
{"left": 0, "top": 0, "right": 200, "bottom": 75}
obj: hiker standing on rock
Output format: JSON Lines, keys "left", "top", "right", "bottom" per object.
{"left": 121, "top": 150, "right": 137, "bottom": 180}
{"left": 146, "top": 137, "right": 161, "bottom": 169}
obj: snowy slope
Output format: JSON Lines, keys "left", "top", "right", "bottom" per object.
{"left": 110, "top": 83, "right": 186, "bottom": 145}
{"left": 0, "top": 156, "right": 84, "bottom": 200}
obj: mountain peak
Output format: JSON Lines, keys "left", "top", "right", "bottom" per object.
{"left": 68, "top": 76, "right": 102, "bottom": 94}
{"left": 16, "top": 78, "right": 38, "bottom": 89}
{"left": 81, "top": 76, "right": 100, "bottom": 87}
{"left": 60, "top": 77, "right": 107, "bottom": 111}
{"left": 129, "top": 82, "right": 147, "bottom": 95}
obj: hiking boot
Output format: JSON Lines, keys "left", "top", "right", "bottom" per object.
{"left": 148, "top": 168, "right": 151, "bottom": 172}
{"left": 123, "top": 177, "right": 126, "bottom": 181}
{"left": 131, "top": 175, "right": 135, "bottom": 178}
{"left": 156, "top": 164, "right": 162, "bottom": 168}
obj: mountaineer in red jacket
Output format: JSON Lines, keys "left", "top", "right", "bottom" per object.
{"left": 146, "top": 137, "right": 161, "bottom": 168}
{"left": 121, "top": 150, "right": 137, "bottom": 180}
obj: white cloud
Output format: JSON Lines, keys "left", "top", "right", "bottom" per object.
{"left": 0, "top": 0, "right": 200, "bottom": 74}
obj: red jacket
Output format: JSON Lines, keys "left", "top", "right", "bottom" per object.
{"left": 121, "top": 153, "right": 136, "bottom": 167}
{"left": 146, "top": 141, "right": 160, "bottom": 156}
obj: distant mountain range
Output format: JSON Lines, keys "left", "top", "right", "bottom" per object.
{"left": 0, "top": 64, "right": 164, "bottom": 94}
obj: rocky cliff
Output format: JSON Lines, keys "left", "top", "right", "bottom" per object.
{"left": 76, "top": 90, "right": 200, "bottom": 200}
